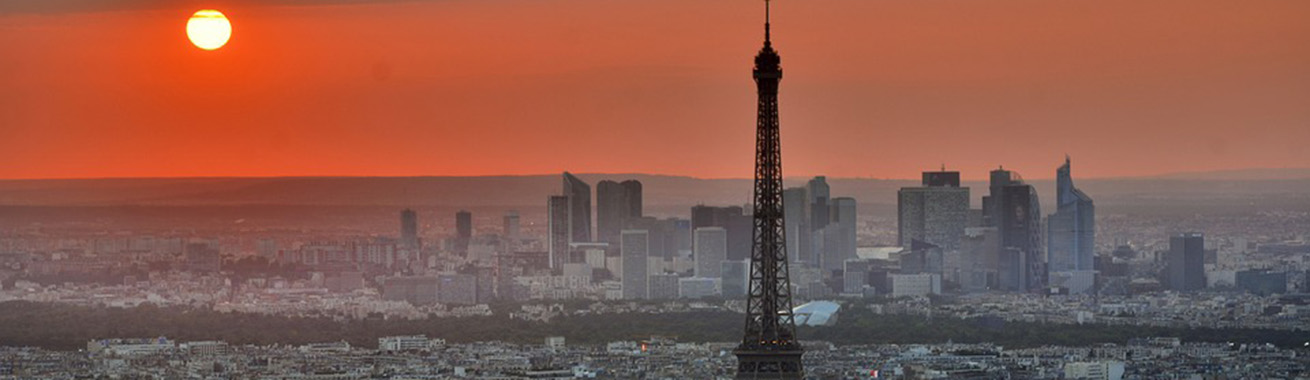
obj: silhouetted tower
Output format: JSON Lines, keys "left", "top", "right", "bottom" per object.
{"left": 735, "top": 1, "right": 803, "bottom": 378}
{"left": 455, "top": 210, "right": 472, "bottom": 257}
{"left": 400, "top": 209, "right": 419, "bottom": 249}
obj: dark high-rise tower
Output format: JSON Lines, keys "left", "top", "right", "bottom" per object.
{"left": 400, "top": 209, "right": 419, "bottom": 249}
{"left": 563, "top": 172, "right": 592, "bottom": 244}
{"left": 547, "top": 196, "right": 570, "bottom": 270}
{"left": 983, "top": 168, "right": 1043, "bottom": 292}
{"left": 735, "top": 1, "right": 803, "bottom": 378}
{"left": 1168, "top": 232, "right": 1205, "bottom": 291}
{"left": 455, "top": 210, "right": 472, "bottom": 256}
{"left": 597, "top": 179, "right": 643, "bottom": 245}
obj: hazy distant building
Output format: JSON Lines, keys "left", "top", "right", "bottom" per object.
{"left": 547, "top": 196, "right": 570, "bottom": 270}
{"left": 783, "top": 187, "right": 810, "bottom": 264}
{"left": 1047, "top": 157, "right": 1096, "bottom": 274}
{"left": 690, "top": 205, "right": 753, "bottom": 262}
{"left": 438, "top": 273, "right": 478, "bottom": 305}
{"left": 922, "top": 170, "right": 961, "bottom": 187}
{"left": 808, "top": 176, "right": 831, "bottom": 232}
{"left": 899, "top": 239, "right": 944, "bottom": 276}
{"left": 720, "top": 260, "right": 749, "bottom": 299}
{"left": 1167, "top": 233, "right": 1206, "bottom": 292}
{"left": 1049, "top": 270, "right": 1096, "bottom": 295}
{"left": 596, "top": 180, "right": 642, "bottom": 245}
{"left": 183, "top": 243, "right": 221, "bottom": 273}
{"left": 400, "top": 209, "right": 419, "bottom": 249}
{"left": 818, "top": 197, "right": 857, "bottom": 273}
{"left": 383, "top": 276, "right": 440, "bottom": 305}
{"left": 455, "top": 210, "right": 472, "bottom": 256}
{"left": 1235, "top": 270, "right": 1288, "bottom": 296}
{"left": 621, "top": 230, "right": 650, "bottom": 299}
{"left": 806, "top": 177, "right": 831, "bottom": 269}
{"left": 678, "top": 277, "right": 719, "bottom": 299}
{"left": 694, "top": 227, "right": 728, "bottom": 278}
{"left": 890, "top": 273, "right": 942, "bottom": 298}
{"left": 647, "top": 273, "right": 679, "bottom": 300}
{"left": 897, "top": 170, "right": 969, "bottom": 251}
{"left": 983, "top": 168, "right": 1043, "bottom": 291}
{"left": 563, "top": 172, "right": 592, "bottom": 244}
{"left": 503, "top": 210, "right": 520, "bottom": 239}
{"left": 626, "top": 217, "right": 687, "bottom": 262}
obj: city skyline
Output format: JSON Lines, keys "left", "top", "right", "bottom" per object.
{"left": 3, "top": 0, "right": 1309, "bottom": 180}
{"left": 3, "top": 1, "right": 1310, "bottom": 377}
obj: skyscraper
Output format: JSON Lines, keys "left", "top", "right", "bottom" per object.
{"left": 547, "top": 196, "right": 570, "bottom": 270}
{"left": 721, "top": 260, "right": 749, "bottom": 299}
{"left": 563, "top": 172, "right": 592, "bottom": 244}
{"left": 961, "top": 227, "right": 1002, "bottom": 292}
{"left": 897, "top": 170, "right": 969, "bottom": 251}
{"left": 1168, "top": 232, "right": 1206, "bottom": 291}
{"left": 621, "top": 229, "right": 650, "bottom": 300}
{"left": 400, "top": 209, "right": 419, "bottom": 249}
{"left": 782, "top": 187, "right": 810, "bottom": 265}
{"left": 735, "top": 2, "right": 803, "bottom": 377}
{"left": 694, "top": 227, "right": 728, "bottom": 278}
{"left": 807, "top": 176, "right": 831, "bottom": 232}
{"left": 626, "top": 216, "right": 685, "bottom": 262}
{"left": 983, "top": 168, "right": 1043, "bottom": 292}
{"left": 502, "top": 210, "right": 520, "bottom": 256}
{"left": 647, "top": 273, "right": 679, "bottom": 300}
{"left": 503, "top": 210, "right": 520, "bottom": 239}
{"left": 454, "top": 210, "right": 472, "bottom": 256}
{"left": 819, "top": 197, "right": 857, "bottom": 274}
{"left": 691, "top": 205, "right": 753, "bottom": 262}
{"left": 596, "top": 179, "right": 643, "bottom": 245}
{"left": 1047, "top": 156, "right": 1096, "bottom": 273}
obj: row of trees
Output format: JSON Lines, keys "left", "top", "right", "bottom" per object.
{"left": 0, "top": 301, "right": 1305, "bottom": 351}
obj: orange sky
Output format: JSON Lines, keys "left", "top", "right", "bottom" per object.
{"left": 2, "top": 0, "right": 1308, "bottom": 180}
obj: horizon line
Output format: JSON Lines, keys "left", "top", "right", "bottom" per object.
{"left": 3, "top": 167, "right": 1310, "bottom": 182}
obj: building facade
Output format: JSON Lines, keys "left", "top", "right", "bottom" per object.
{"left": 897, "top": 170, "right": 969, "bottom": 251}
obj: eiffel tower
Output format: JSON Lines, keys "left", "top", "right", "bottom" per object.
{"left": 734, "top": 1, "right": 803, "bottom": 378}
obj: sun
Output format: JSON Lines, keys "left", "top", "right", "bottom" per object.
{"left": 186, "top": 9, "right": 231, "bottom": 51}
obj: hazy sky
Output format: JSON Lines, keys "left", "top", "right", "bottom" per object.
{"left": 2, "top": 0, "right": 1307, "bottom": 180}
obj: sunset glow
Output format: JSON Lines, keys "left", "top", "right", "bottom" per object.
{"left": 1, "top": 0, "right": 1308, "bottom": 180}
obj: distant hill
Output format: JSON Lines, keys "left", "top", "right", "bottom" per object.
{"left": 1145, "top": 168, "right": 1310, "bottom": 181}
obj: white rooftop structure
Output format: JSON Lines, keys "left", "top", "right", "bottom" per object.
{"left": 792, "top": 300, "right": 840, "bottom": 326}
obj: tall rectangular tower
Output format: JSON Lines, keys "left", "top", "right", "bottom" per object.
{"left": 454, "top": 210, "right": 472, "bottom": 256}
{"left": 547, "top": 196, "right": 570, "bottom": 270}
{"left": 400, "top": 209, "right": 419, "bottom": 249}
{"left": 563, "top": 172, "right": 592, "bottom": 244}
{"left": 1047, "top": 157, "right": 1096, "bottom": 274}
{"left": 1168, "top": 232, "right": 1205, "bottom": 291}
{"left": 597, "top": 179, "right": 643, "bottom": 245}
{"left": 897, "top": 171, "right": 969, "bottom": 251}
{"left": 621, "top": 229, "right": 650, "bottom": 300}
{"left": 694, "top": 227, "right": 729, "bottom": 278}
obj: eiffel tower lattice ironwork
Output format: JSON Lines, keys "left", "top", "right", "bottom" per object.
{"left": 734, "top": 1, "right": 803, "bottom": 378}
